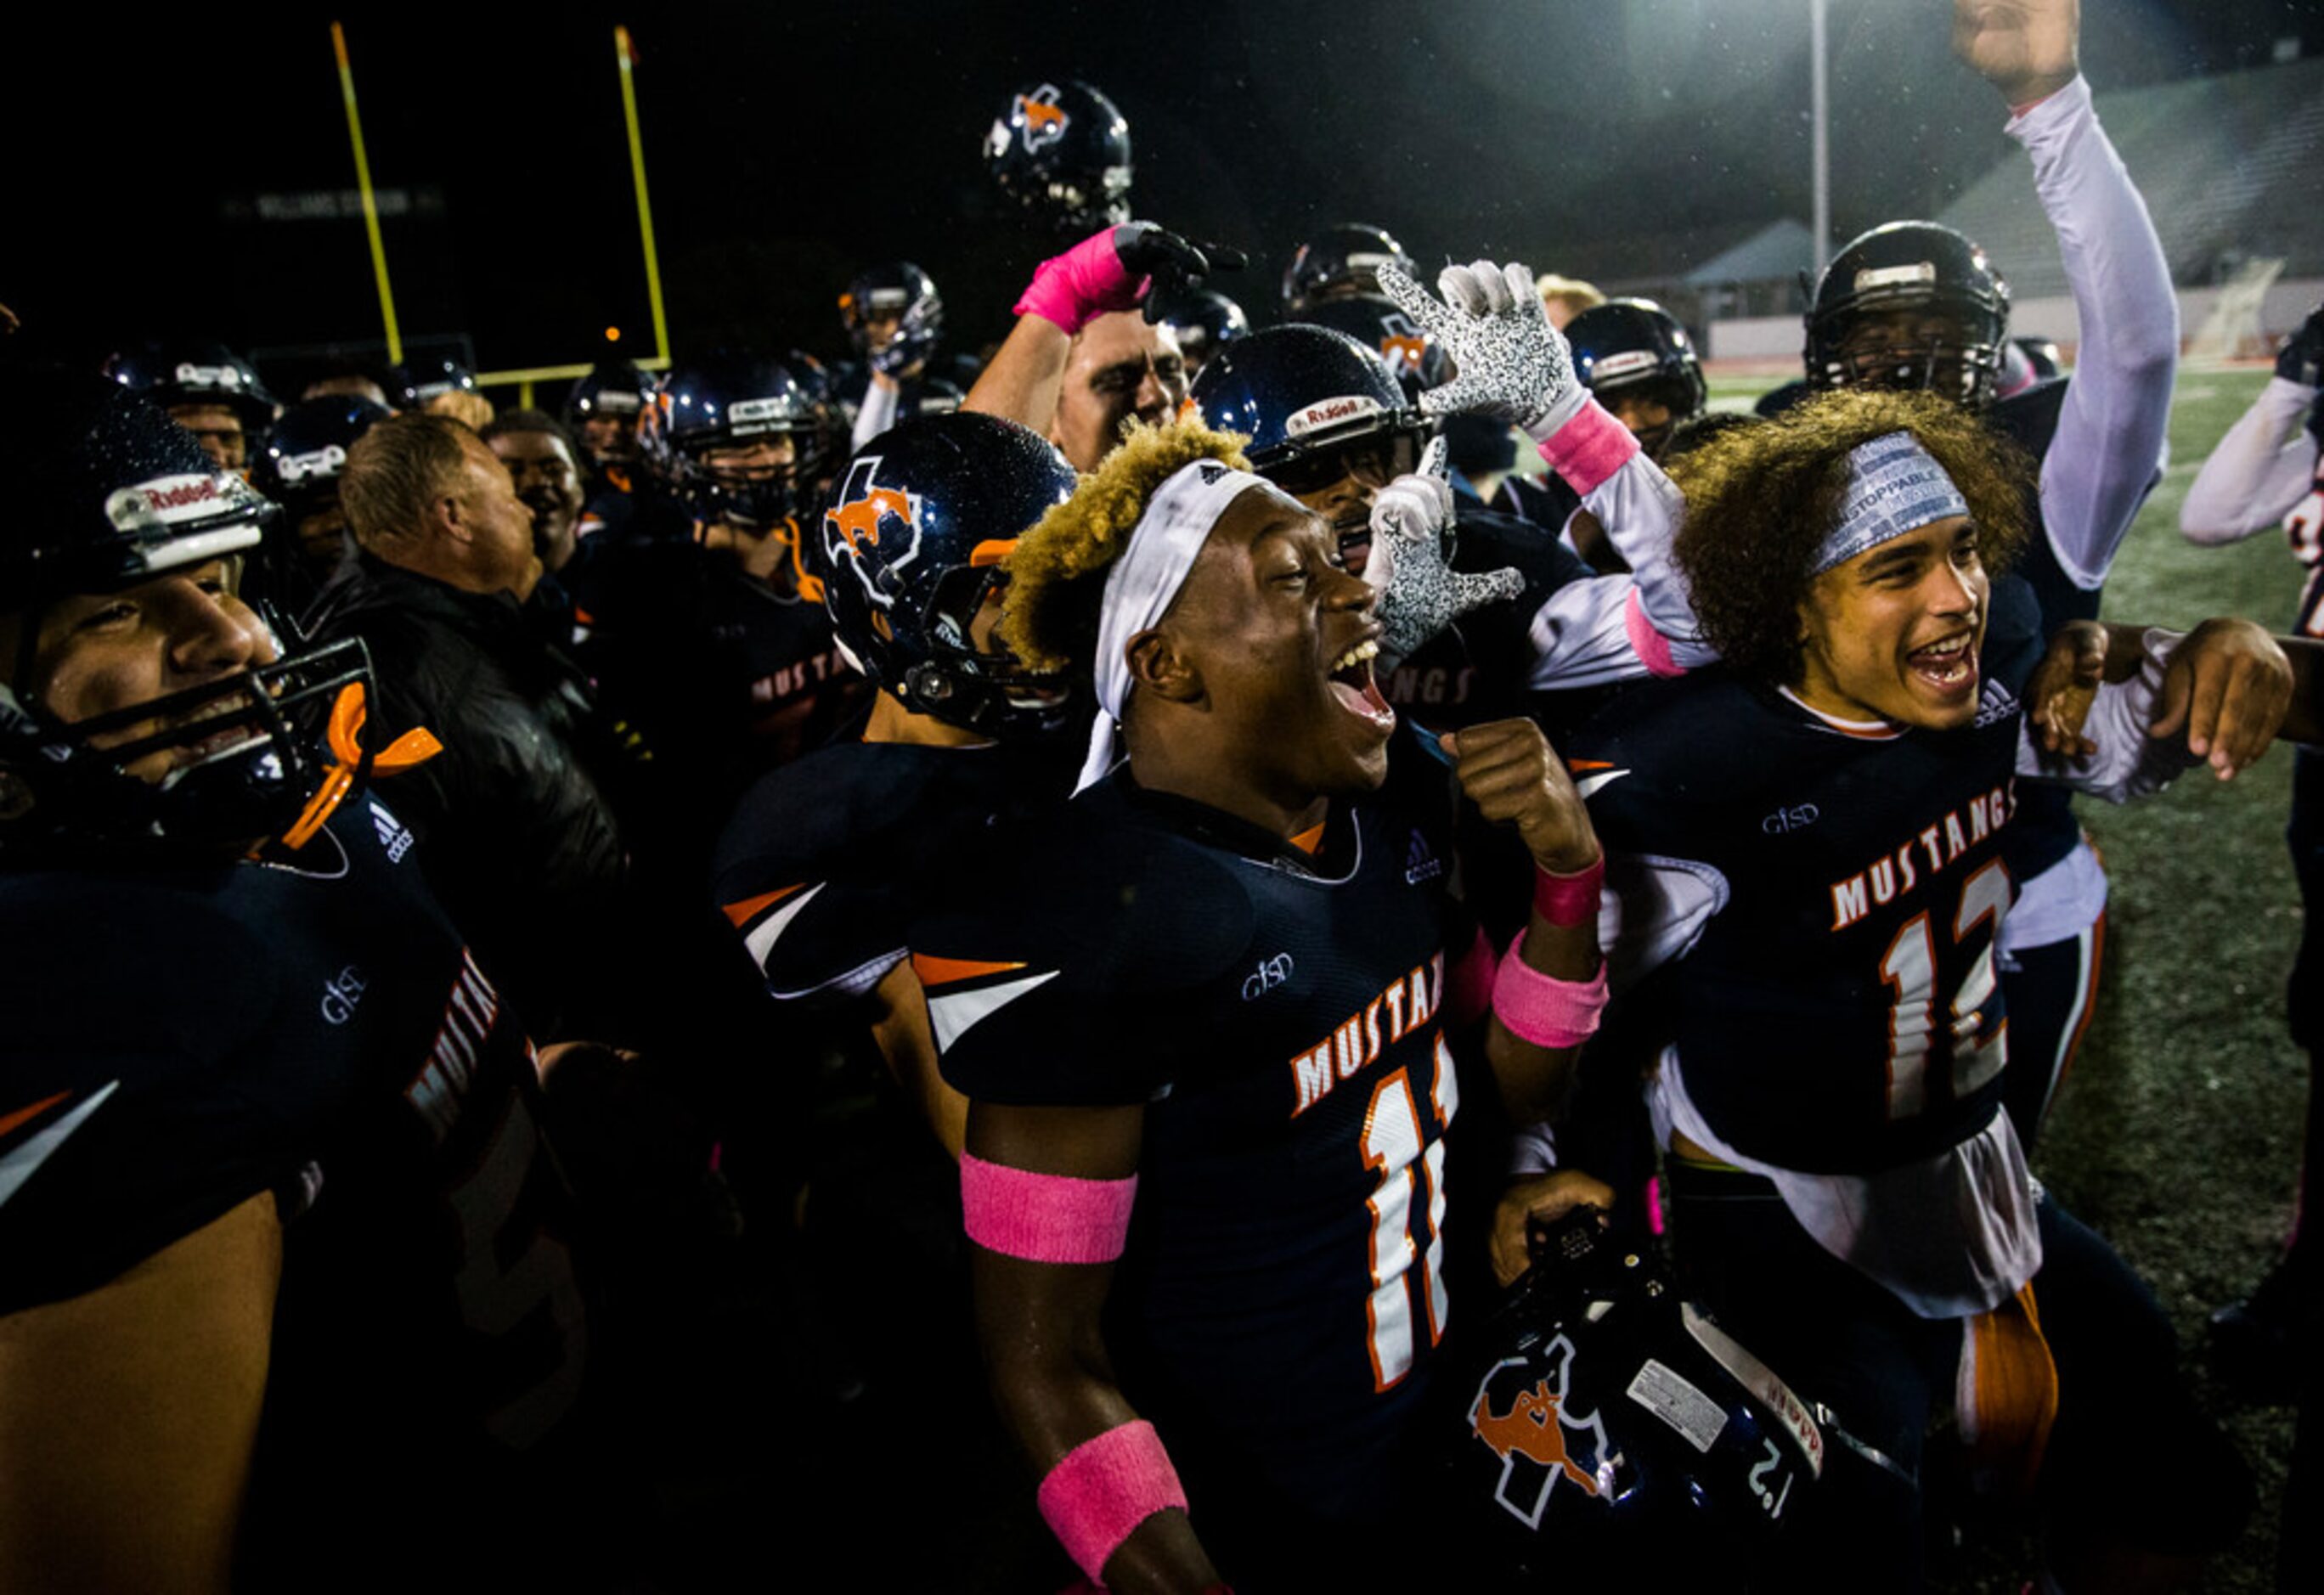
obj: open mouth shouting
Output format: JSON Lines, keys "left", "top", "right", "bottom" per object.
{"left": 1907, "top": 631, "right": 1978, "bottom": 699}
{"left": 1328, "top": 633, "right": 1396, "bottom": 733}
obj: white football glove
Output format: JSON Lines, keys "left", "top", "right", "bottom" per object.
{"left": 1364, "top": 436, "right": 1525, "bottom": 671}
{"left": 1377, "top": 258, "right": 1587, "bottom": 442}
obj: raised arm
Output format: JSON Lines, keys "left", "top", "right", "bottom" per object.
{"left": 1957, "top": 0, "right": 2177, "bottom": 585}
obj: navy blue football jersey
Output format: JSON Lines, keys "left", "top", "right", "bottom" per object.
{"left": 2286, "top": 403, "right": 2324, "bottom": 638}
{"left": 1571, "top": 671, "right": 2025, "bottom": 1175}
{"left": 917, "top": 739, "right": 1481, "bottom": 1521}
{"left": 711, "top": 736, "right": 1074, "bottom": 1003}
{"left": 0, "top": 800, "right": 594, "bottom": 1581}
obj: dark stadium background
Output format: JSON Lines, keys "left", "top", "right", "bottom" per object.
{"left": 11, "top": 0, "right": 2321, "bottom": 377}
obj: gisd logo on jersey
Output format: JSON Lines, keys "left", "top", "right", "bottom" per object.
{"left": 822, "top": 455, "right": 926, "bottom": 610}
{"left": 1010, "top": 83, "right": 1071, "bottom": 152}
{"left": 1468, "top": 1338, "right": 1614, "bottom": 1530}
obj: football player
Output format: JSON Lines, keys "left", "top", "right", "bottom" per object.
{"left": 1150, "top": 284, "right": 1249, "bottom": 380}
{"left": 107, "top": 339, "right": 277, "bottom": 474}
{"left": 585, "top": 352, "right": 865, "bottom": 843}
{"left": 1514, "top": 389, "right": 2282, "bottom": 1592}
{"left": 711, "top": 412, "right": 1080, "bottom": 1156}
{"left": 0, "top": 371, "right": 604, "bottom": 1592}
{"left": 251, "top": 392, "right": 392, "bottom": 612}
{"left": 2179, "top": 301, "right": 2324, "bottom": 1392}
{"left": 480, "top": 408, "right": 589, "bottom": 577}
{"left": 1802, "top": 0, "right": 2180, "bottom": 1146}
{"left": 915, "top": 409, "right": 1613, "bottom": 1588}
{"left": 834, "top": 262, "right": 972, "bottom": 452}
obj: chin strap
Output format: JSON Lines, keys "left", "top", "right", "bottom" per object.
{"left": 277, "top": 682, "right": 442, "bottom": 851}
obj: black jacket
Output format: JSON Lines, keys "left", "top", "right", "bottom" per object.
{"left": 306, "top": 554, "right": 633, "bottom": 1037}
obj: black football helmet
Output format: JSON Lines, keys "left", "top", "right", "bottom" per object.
{"left": 649, "top": 352, "right": 832, "bottom": 533}
{"left": 1189, "top": 324, "right": 1430, "bottom": 495}
{"left": 1564, "top": 298, "right": 1707, "bottom": 459}
{"left": 388, "top": 356, "right": 480, "bottom": 411}
{"left": 1804, "top": 222, "right": 2011, "bottom": 411}
{"left": 106, "top": 341, "right": 278, "bottom": 431}
{"left": 563, "top": 358, "right": 657, "bottom": 463}
{"left": 0, "top": 370, "right": 372, "bottom": 865}
{"left": 840, "top": 262, "right": 945, "bottom": 366}
{"left": 818, "top": 413, "right": 1079, "bottom": 740}
{"left": 984, "top": 79, "right": 1134, "bottom": 236}
{"left": 1441, "top": 1210, "right": 1825, "bottom": 1588}
{"left": 1151, "top": 286, "right": 1249, "bottom": 375}
{"left": 254, "top": 395, "right": 392, "bottom": 518}
{"left": 1290, "top": 292, "right": 1453, "bottom": 409}
{"left": 1282, "top": 223, "right": 1418, "bottom": 313}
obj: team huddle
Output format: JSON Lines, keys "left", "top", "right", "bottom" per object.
{"left": 8, "top": 1, "right": 2324, "bottom": 1590}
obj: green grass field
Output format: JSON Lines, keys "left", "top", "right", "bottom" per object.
{"left": 1706, "top": 367, "right": 2304, "bottom": 1591}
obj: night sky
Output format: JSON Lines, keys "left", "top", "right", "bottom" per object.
{"left": 12, "top": 0, "right": 2321, "bottom": 383}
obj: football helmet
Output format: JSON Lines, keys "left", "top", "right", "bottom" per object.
{"left": 106, "top": 341, "right": 278, "bottom": 431}
{"left": 1290, "top": 292, "right": 1453, "bottom": 408}
{"left": 1151, "top": 286, "right": 1249, "bottom": 375}
{"left": 649, "top": 352, "right": 832, "bottom": 533}
{"left": 840, "top": 262, "right": 945, "bottom": 369}
{"left": 1441, "top": 1209, "right": 1825, "bottom": 1587}
{"left": 1564, "top": 298, "right": 1706, "bottom": 458}
{"left": 1282, "top": 223, "right": 1417, "bottom": 313}
{"left": 818, "top": 413, "right": 1078, "bottom": 740}
{"left": 564, "top": 358, "right": 657, "bottom": 464}
{"left": 254, "top": 395, "right": 392, "bottom": 518}
{"left": 387, "top": 357, "right": 480, "bottom": 411}
{"left": 984, "top": 79, "right": 1135, "bottom": 236}
{"left": 1804, "top": 222, "right": 2011, "bottom": 410}
{"left": 1188, "top": 324, "right": 1430, "bottom": 495}
{"left": 0, "top": 371, "right": 372, "bottom": 864}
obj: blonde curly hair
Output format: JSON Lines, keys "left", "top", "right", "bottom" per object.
{"left": 1000, "top": 415, "right": 1253, "bottom": 673}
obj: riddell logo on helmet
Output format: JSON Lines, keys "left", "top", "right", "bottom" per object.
{"left": 277, "top": 444, "right": 347, "bottom": 484}
{"left": 172, "top": 363, "right": 245, "bottom": 390}
{"left": 1854, "top": 262, "right": 1938, "bottom": 294}
{"left": 1013, "top": 85, "right": 1070, "bottom": 150}
{"left": 822, "top": 456, "right": 924, "bottom": 600}
{"left": 103, "top": 472, "right": 228, "bottom": 533}
{"left": 1283, "top": 394, "right": 1383, "bottom": 438}
{"left": 1469, "top": 1343, "right": 1613, "bottom": 1530}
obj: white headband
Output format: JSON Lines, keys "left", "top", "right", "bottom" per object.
{"left": 1813, "top": 431, "right": 1971, "bottom": 576}
{"left": 1074, "top": 457, "right": 1283, "bottom": 794}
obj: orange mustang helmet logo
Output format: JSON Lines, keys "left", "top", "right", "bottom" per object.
{"left": 822, "top": 455, "right": 926, "bottom": 606}
{"left": 1380, "top": 334, "right": 1429, "bottom": 373}
{"left": 1470, "top": 1380, "right": 1601, "bottom": 1498}
{"left": 1013, "top": 84, "right": 1070, "bottom": 150}
{"left": 1467, "top": 1342, "right": 1614, "bottom": 1530}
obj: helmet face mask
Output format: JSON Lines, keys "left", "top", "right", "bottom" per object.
{"left": 0, "top": 373, "right": 380, "bottom": 865}
{"left": 1806, "top": 223, "right": 2010, "bottom": 411}
{"left": 1282, "top": 224, "right": 1418, "bottom": 313}
{"left": 650, "top": 357, "right": 830, "bottom": 533}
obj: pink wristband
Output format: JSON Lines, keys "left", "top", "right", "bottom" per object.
{"left": 1013, "top": 229, "right": 1148, "bottom": 336}
{"left": 1623, "top": 587, "right": 1684, "bottom": 679}
{"left": 961, "top": 1151, "right": 1137, "bottom": 1265}
{"left": 1037, "top": 1418, "right": 1188, "bottom": 1583}
{"left": 1492, "top": 933, "right": 1609, "bottom": 1049}
{"left": 1531, "top": 855, "right": 1604, "bottom": 928}
{"left": 1534, "top": 397, "right": 1640, "bottom": 495}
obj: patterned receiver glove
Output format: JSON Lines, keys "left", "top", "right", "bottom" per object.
{"left": 1377, "top": 258, "right": 1586, "bottom": 442}
{"left": 1364, "top": 436, "right": 1525, "bottom": 672}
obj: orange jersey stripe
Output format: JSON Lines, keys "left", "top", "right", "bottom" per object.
{"left": 0, "top": 1091, "right": 70, "bottom": 1141}
{"left": 722, "top": 882, "right": 806, "bottom": 927}
{"left": 1290, "top": 821, "right": 1327, "bottom": 855}
{"left": 911, "top": 953, "right": 1028, "bottom": 988}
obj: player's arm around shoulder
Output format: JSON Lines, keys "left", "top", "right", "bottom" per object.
{"left": 964, "top": 1099, "right": 1222, "bottom": 1592}
{"left": 0, "top": 1191, "right": 281, "bottom": 1595}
